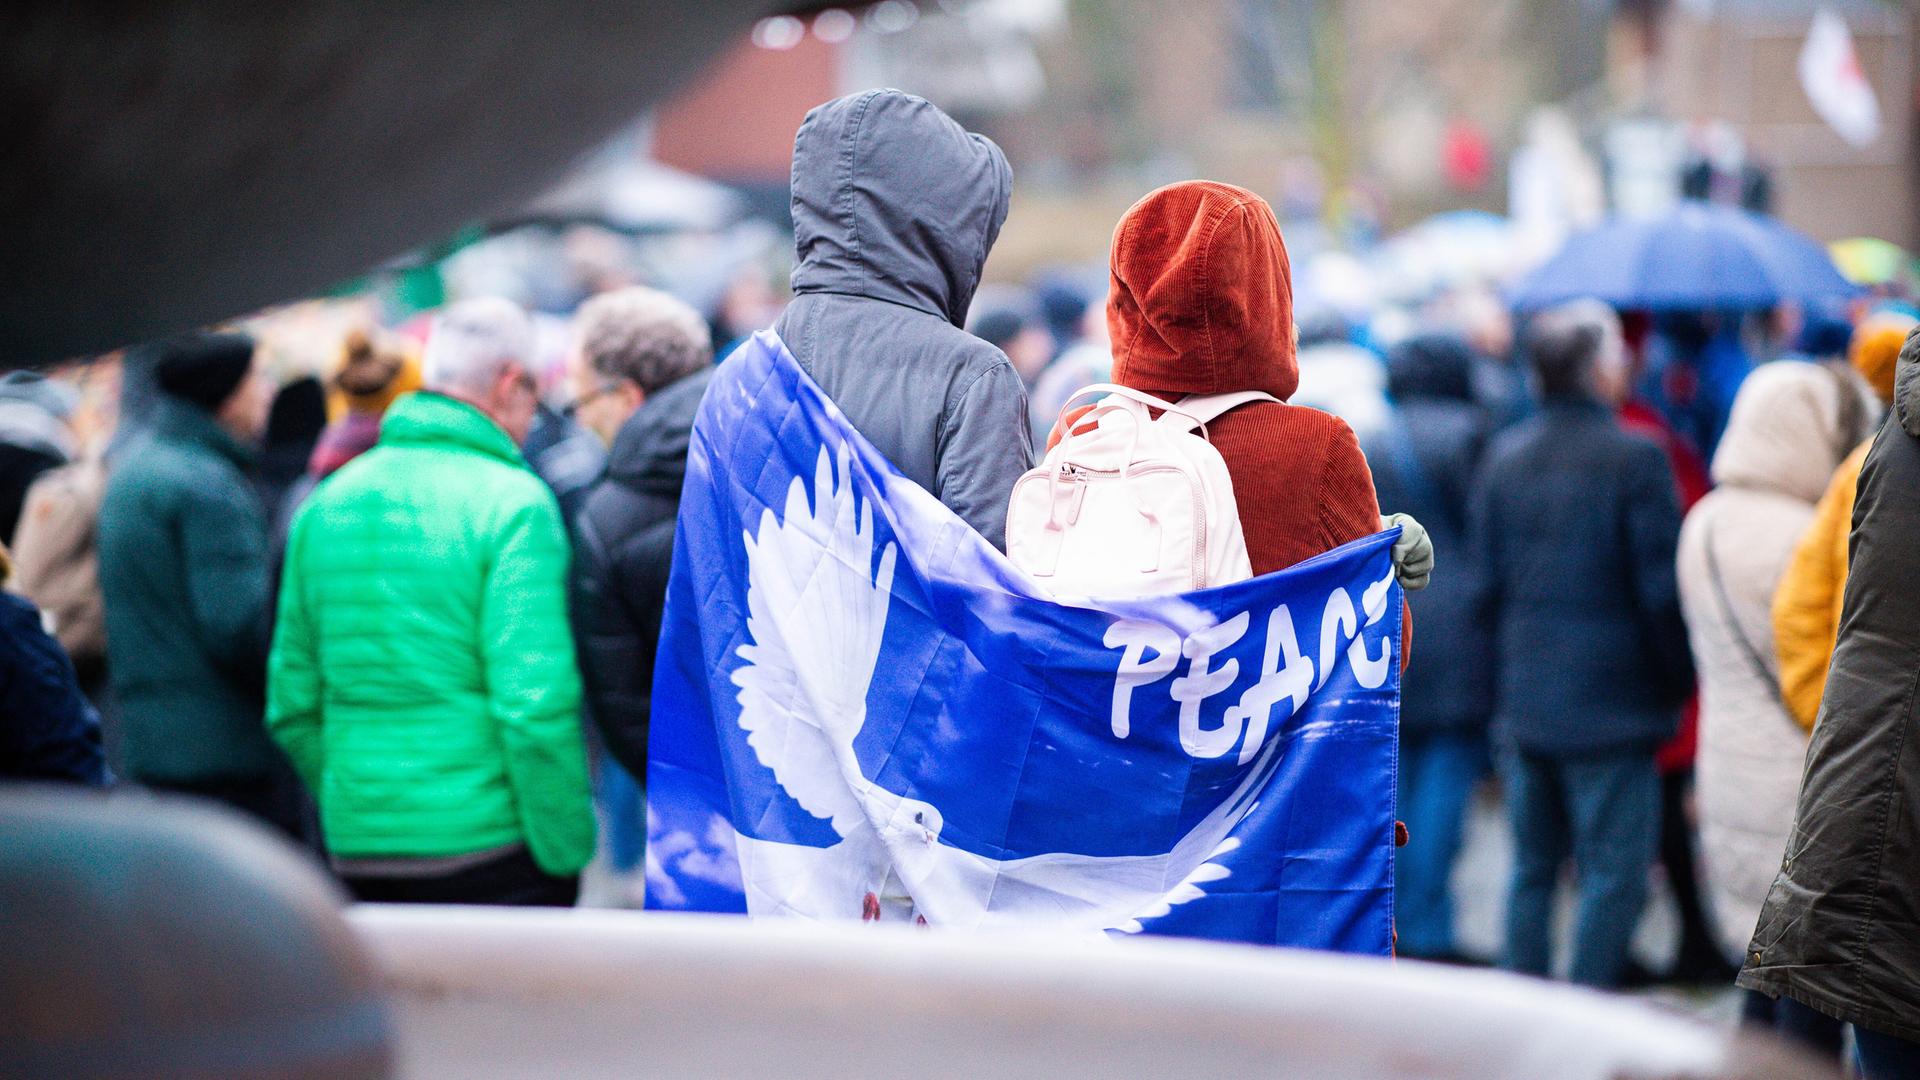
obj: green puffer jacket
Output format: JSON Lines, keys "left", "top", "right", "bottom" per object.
{"left": 99, "top": 400, "right": 276, "bottom": 785}
{"left": 269, "top": 392, "right": 595, "bottom": 876}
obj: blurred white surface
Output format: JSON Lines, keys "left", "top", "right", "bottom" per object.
{"left": 348, "top": 906, "right": 1827, "bottom": 1080}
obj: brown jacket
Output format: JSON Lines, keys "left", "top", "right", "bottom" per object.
{"left": 10, "top": 458, "right": 106, "bottom": 674}
{"left": 1106, "top": 181, "right": 1387, "bottom": 576}
{"left": 1102, "top": 180, "right": 1406, "bottom": 658}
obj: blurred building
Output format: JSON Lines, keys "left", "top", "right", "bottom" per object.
{"left": 967, "top": 0, "right": 1561, "bottom": 218}
{"left": 651, "top": 29, "right": 844, "bottom": 217}
{"left": 1620, "top": 0, "right": 1916, "bottom": 244}
{"left": 641, "top": 2, "right": 1572, "bottom": 236}
{"left": 634, "top": 0, "right": 1917, "bottom": 275}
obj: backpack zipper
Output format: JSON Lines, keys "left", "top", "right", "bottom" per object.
{"left": 1042, "top": 462, "right": 1208, "bottom": 589}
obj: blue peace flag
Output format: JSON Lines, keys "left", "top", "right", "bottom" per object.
{"left": 645, "top": 332, "right": 1400, "bottom": 952}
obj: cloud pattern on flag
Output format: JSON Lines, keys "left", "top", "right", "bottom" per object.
{"left": 645, "top": 332, "right": 1399, "bottom": 952}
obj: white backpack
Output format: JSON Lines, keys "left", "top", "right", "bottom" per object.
{"left": 1007, "top": 384, "right": 1276, "bottom": 600}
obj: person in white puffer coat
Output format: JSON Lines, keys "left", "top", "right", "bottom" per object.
{"left": 1677, "top": 359, "right": 1876, "bottom": 964}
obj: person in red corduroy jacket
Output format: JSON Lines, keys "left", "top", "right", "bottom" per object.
{"left": 1100, "top": 180, "right": 1421, "bottom": 632}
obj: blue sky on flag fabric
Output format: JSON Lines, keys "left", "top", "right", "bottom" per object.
{"left": 645, "top": 332, "right": 1400, "bottom": 952}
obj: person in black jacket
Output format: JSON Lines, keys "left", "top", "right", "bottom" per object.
{"left": 569, "top": 286, "right": 714, "bottom": 789}
{"left": 1365, "top": 334, "right": 1492, "bottom": 963}
{"left": 1740, "top": 328, "right": 1920, "bottom": 1074}
{"left": 0, "top": 542, "right": 108, "bottom": 786}
{"left": 1473, "top": 302, "right": 1692, "bottom": 989}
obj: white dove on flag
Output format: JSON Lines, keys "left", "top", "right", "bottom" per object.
{"left": 729, "top": 442, "right": 1288, "bottom": 933}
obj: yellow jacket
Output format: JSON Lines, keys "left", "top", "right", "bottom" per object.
{"left": 1772, "top": 441, "right": 1869, "bottom": 731}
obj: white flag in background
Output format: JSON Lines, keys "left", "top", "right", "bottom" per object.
{"left": 1799, "top": 9, "right": 1881, "bottom": 148}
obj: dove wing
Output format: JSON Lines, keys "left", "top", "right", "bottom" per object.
{"left": 950, "top": 728, "right": 1288, "bottom": 931}
{"left": 733, "top": 506, "right": 869, "bottom": 839}
{"left": 731, "top": 445, "right": 899, "bottom": 843}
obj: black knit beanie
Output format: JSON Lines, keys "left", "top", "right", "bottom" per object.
{"left": 154, "top": 332, "right": 255, "bottom": 411}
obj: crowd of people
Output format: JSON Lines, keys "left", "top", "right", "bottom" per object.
{"left": 1, "top": 87, "right": 1917, "bottom": 1072}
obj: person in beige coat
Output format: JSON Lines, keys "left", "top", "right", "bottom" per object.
{"left": 1677, "top": 360, "right": 1873, "bottom": 972}
{"left": 10, "top": 457, "right": 108, "bottom": 692}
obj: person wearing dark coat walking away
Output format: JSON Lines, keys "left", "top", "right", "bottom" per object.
{"left": 98, "top": 332, "right": 302, "bottom": 834}
{"left": 1475, "top": 302, "right": 1693, "bottom": 989}
{"left": 775, "top": 89, "right": 1033, "bottom": 551}
{"left": 0, "top": 541, "right": 108, "bottom": 786}
{"left": 523, "top": 401, "right": 605, "bottom": 531}
{"left": 1739, "top": 327, "right": 1920, "bottom": 1076}
{"left": 252, "top": 375, "right": 326, "bottom": 534}
{"left": 1365, "top": 333, "right": 1492, "bottom": 962}
{"left": 568, "top": 287, "right": 714, "bottom": 897}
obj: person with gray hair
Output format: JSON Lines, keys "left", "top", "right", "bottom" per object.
{"left": 420, "top": 296, "right": 540, "bottom": 444}
{"left": 568, "top": 287, "right": 716, "bottom": 836}
{"left": 269, "top": 296, "right": 595, "bottom": 906}
{"left": 1469, "top": 298, "right": 1692, "bottom": 988}
{"left": 567, "top": 285, "right": 713, "bottom": 446}
{"left": 1552, "top": 299, "right": 1732, "bottom": 987}
{"left": 1524, "top": 298, "right": 1630, "bottom": 404}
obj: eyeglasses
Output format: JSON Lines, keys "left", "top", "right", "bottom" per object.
{"left": 564, "top": 381, "right": 622, "bottom": 418}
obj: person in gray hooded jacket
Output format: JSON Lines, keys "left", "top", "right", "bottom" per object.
{"left": 774, "top": 89, "right": 1033, "bottom": 550}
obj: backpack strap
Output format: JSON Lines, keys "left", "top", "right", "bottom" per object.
{"left": 1059, "top": 383, "right": 1183, "bottom": 417}
{"left": 1701, "top": 518, "right": 1792, "bottom": 717}
{"left": 1158, "top": 391, "right": 1280, "bottom": 435}
{"left": 1054, "top": 385, "right": 1278, "bottom": 442}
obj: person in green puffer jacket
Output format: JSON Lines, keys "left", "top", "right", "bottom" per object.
{"left": 269, "top": 298, "right": 595, "bottom": 906}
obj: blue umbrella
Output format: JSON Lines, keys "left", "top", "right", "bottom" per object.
{"left": 1509, "top": 202, "right": 1859, "bottom": 310}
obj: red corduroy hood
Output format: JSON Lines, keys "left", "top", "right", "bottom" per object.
{"left": 1106, "top": 181, "right": 1299, "bottom": 402}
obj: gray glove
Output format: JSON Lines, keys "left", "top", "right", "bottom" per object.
{"left": 1382, "top": 513, "right": 1433, "bottom": 592}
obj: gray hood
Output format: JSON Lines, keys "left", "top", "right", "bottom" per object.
{"left": 1899, "top": 324, "right": 1920, "bottom": 438}
{"left": 788, "top": 89, "right": 1012, "bottom": 328}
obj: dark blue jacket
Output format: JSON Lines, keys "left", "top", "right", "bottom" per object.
{"left": 1471, "top": 397, "right": 1692, "bottom": 755}
{"left": 0, "top": 591, "right": 108, "bottom": 785}
{"left": 1366, "top": 336, "right": 1493, "bottom": 733}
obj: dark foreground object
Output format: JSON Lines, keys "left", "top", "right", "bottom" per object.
{"left": 0, "top": 787, "right": 391, "bottom": 1078}
{"left": 1741, "top": 339, "right": 1920, "bottom": 1044}
{"left": 344, "top": 845, "right": 580, "bottom": 908}
{"left": 1, "top": 1, "right": 794, "bottom": 364}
